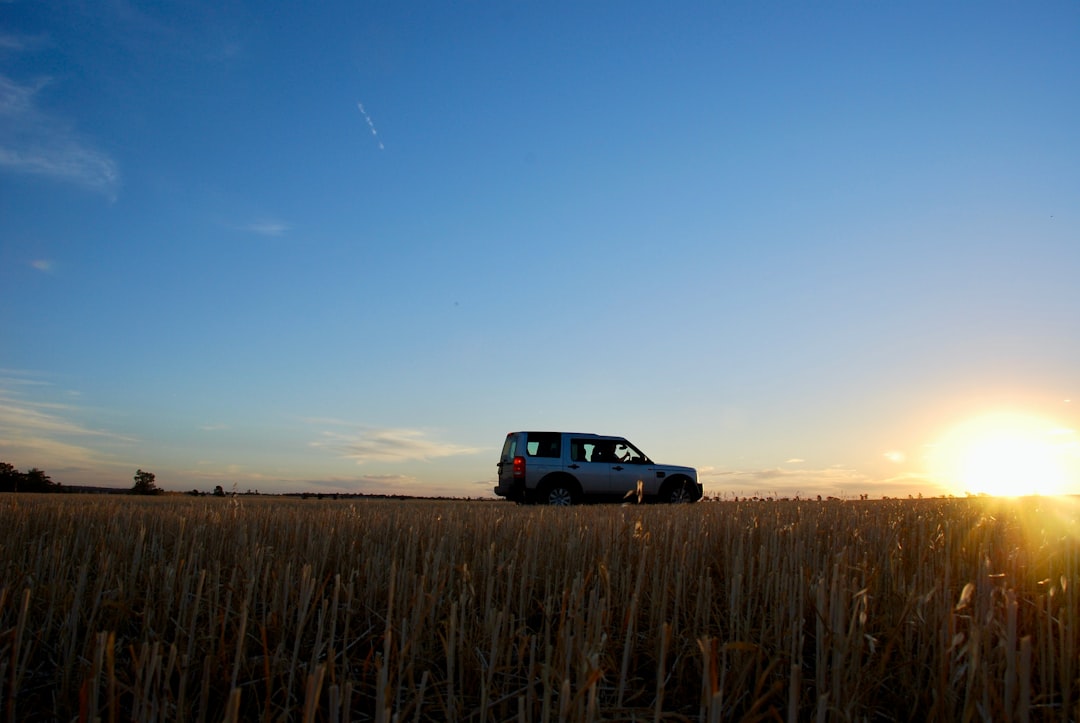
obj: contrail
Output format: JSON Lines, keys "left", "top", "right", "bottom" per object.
{"left": 357, "top": 101, "right": 384, "bottom": 150}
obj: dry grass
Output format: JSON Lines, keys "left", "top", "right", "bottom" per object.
{"left": 2, "top": 493, "right": 1080, "bottom": 721}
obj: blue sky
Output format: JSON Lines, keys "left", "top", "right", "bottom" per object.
{"left": 2, "top": 1, "right": 1078, "bottom": 497}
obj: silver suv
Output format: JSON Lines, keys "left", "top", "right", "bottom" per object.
{"left": 494, "top": 431, "right": 702, "bottom": 505}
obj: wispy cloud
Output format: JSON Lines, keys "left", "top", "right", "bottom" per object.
{"left": 0, "top": 72, "right": 120, "bottom": 198}
{"left": 0, "top": 34, "right": 35, "bottom": 51}
{"left": 0, "top": 379, "right": 133, "bottom": 475}
{"left": 0, "top": 394, "right": 105, "bottom": 439}
{"left": 0, "top": 369, "right": 53, "bottom": 388}
{"left": 306, "top": 473, "right": 418, "bottom": 493}
{"left": 240, "top": 219, "right": 291, "bottom": 237}
{"left": 0, "top": 73, "right": 41, "bottom": 113}
{"left": 309, "top": 423, "right": 480, "bottom": 464}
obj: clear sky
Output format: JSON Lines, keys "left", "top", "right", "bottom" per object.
{"left": 2, "top": 1, "right": 1078, "bottom": 498}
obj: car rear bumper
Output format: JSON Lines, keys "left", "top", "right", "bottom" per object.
{"left": 494, "top": 478, "right": 525, "bottom": 500}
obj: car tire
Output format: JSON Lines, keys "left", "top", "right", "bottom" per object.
{"left": 538, "top": 479, "right": 578, "bottom": 506}
{"left": 662, "top": 477, "right": 699, "bottom": 504}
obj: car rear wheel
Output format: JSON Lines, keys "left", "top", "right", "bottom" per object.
{"left": 537, "top": 480, "right": 578, "bottom": 506}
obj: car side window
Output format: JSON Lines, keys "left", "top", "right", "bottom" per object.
{"left": 599, "top": 441, "right": 627, "bottom": 463}
{"left": 573, "top": 440, "right": 618, "bottom": 463}
{"left": 526, "top": 432, "right": 561, "bottom": 458}
{"left": 571, "top": 440, "right": 598, "bottom": 462}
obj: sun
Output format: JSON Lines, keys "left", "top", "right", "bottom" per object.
{"left": 931, "top": 412, "right": 1079, "bottom": 497}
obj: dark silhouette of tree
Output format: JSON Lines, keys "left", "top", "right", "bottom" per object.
{"left": 0, "top": 462, "right": 21, "bottom": 492}
{"left": 131, "top": 469, "right": 161, "bottom": 495}
{"left": 213, "top": 485, "right": 225, "bottom": 497}
{"left": 0, "top": 461, "right": 62, "bottom": 493}
{"left": 23, "top": 468, "right": 59, "bottom": 493}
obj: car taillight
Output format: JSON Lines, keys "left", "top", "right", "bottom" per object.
{"left": 512, "top": 455, "right": 526, "bottom": 479}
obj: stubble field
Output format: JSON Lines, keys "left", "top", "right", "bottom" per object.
{"left": 2, "top": 493, "right": 1079, "bottom": 721}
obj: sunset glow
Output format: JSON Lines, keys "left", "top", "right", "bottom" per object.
{"left": 932, "top": 413, "right": 1078, "bottom": 497}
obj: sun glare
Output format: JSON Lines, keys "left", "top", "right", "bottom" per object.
{"left": 932, "top": 412, "right": 1078, "bottom": 497}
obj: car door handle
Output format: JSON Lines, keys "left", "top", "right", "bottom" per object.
{"left": 568, "top": 464, "right": 579, "bottom": 469}
{"left": 613, "top": 465, "right": 624, "bottom": 471}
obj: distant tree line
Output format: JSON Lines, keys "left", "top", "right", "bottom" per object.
{"left": 0, "top": 462, "right": 62, "bottom": 493}
{"left": 0, "top": 462, "right": 166, "bottom": 495}
{"left": 186, "top": 486, "right": 264, "bottom": 497}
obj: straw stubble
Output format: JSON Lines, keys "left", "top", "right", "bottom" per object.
{"left": 1, "top": 494, "right": 1078, "bottom": 721}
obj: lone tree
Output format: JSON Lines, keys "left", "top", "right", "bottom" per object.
{"left": 131, "top": 469, "right": 161, "bottom": 495}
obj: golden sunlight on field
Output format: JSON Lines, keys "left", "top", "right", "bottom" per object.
{"left": 5, "top": 494, "right": 1080, "bottom": 720}
{"left": 931, "top": 411, "right": 1079, "bottom": 496}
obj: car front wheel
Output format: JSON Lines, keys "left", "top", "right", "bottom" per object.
{"left": 664, "top": 478, "right": 699, "bottom": 504}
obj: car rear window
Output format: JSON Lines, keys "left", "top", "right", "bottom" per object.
{"left": 501, "top": 435, "right": 517, "bottom": 460}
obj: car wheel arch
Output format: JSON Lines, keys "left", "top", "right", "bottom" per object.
{"left": 534, "top": 473, "right": 582, "bottom": 505}
{"left": 659, "top": 475, "right": 700, "bottom": 503}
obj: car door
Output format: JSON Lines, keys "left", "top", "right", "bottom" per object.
{"left": 609, "top": 439, "right": 648, "bottom": 497}
{"left": 568, "top": 438, "right": 612, "bottom": 496}
{"left": 524, "top": 432, "right": 563, "bottom": 485}
{"left": 604, "top": 436, "right": 643, "bottom": 499}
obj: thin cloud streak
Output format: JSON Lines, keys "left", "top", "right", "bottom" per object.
{"left": 0, "top": 145, "right": 119, "bottom": 194}
{"left": 310, "top": 425, "right": 480, "bottom": 464}
{"left": 0, "top": 34, "right": 36, "bottom": 51}
{"left": 0, "top": 435, "right": 110, "bottom": 470}
{"left": 306, "top": 473, "right": 418, "bottom": 493}
{"left": 241, "top": 219, "right": 291, "bottom": 237}
{"left": 0, "top": 73, "right": 41, "bottom": 113}
{"left": 0, "top": 393, "right": 118, "bottom": 439}
{"left": 0, "top": 72, "right": 119, "bottom": 197}
{"left": 0, "top": 370, "right": 53, "bottom": 388}
{"left": 0, "top": 386, "right": 134, "bottom": 475}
